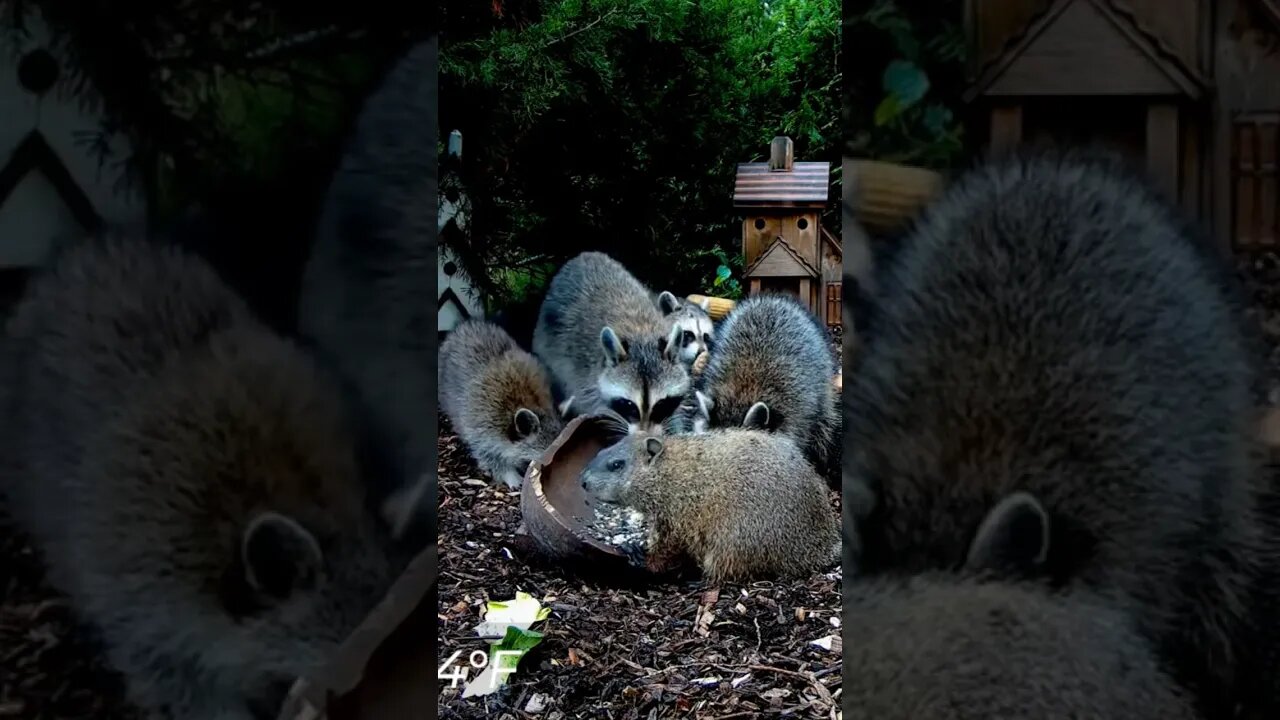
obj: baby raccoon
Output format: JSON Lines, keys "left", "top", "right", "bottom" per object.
{"left": 689, "top": 294, "right": 839, "bottom": 476}
{"left": 656, "top": 291, "right": 714, "bottom": 367}
{"left": 579, "top": 429, "right": 839, "bottom": 582}
{"left": 439, "top": 319, "right": 563, "bottom": 488}
{"left": 0, "top": 236, "right": 401, "bottom": 720}
{"left": 533, "top": 251, "right": 689, "bottom": 433}
{"left": 844, "top": 148, "right": 1266, "bottom": 717}
{"left": 845, "top": 572, "right": 1199, "bottom": 720}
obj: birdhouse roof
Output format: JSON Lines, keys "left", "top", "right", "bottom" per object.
{"left": 963, "top": 0, "right": 1207, "bottom": 102}
{"left": 733, "top": 161, "right": 830, "bottom": 208}
{"left": 744, "top": 237, "right": 819, "bottom": 279}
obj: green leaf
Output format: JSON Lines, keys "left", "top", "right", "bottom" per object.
{"left": 716, "top": 265, "right": 732, "bottom": 281}
{"left": 922, "top": 104, "right": 953, "bottom": 137}
{"left": 882, "top": 59, "right": 929, "bottom": 108}
{"left": 873, "top": 95, "right": 901, "bottom": 127}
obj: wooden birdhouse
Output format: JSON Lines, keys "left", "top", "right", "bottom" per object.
{"left": 733, "top": 136, "right": 841, "bottom": 327}
{"left": 964, "top": 0, "right": 1280, "bottom": 251}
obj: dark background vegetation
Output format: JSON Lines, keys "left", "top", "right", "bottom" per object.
{"left": 439, "top": 0, "right": 841, "bottom": 314}
{"left": 0, "top": 1, "right": 432, "bottom": 333}
{"left": 844, "top": 0, "right": 967, "bottom": 169}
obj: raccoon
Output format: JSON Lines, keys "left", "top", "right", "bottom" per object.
{"left": 532, "top": 251, "right": 689, "bottom": 433}
{"left": 0, "top": 236, "right": 401, "bottom": 720}
{"left": 844, "top": 572, "right": 1199, "bottom": 720}
{"left": 295, "top": 38, "right": 437, "bottom": 545}
{"left": 439, "top": 319, "right": 563, "bottom": 488}
{"left": 579, "top": 429, "right": 840, "bottom": 582}
{"left": 656, "top": 291, "right": 714, "bottom": 367}
{"left": 843, "top": 148, "right": 1266, "bottom": 717}
{"left": 690, "top": 294, "right": 839, "bottom": 477}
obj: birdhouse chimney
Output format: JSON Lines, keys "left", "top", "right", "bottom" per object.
{"left": 447, "top": 130, "right": 463, "bottom": 159}
{"left": 768, "top": 136, "right": 794, "bottom": 172}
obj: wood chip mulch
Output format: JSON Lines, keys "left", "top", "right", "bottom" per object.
{"left": 0, "top": 514, "right": 140, "bottom": 720}
{"left": 436, "top": 415, "right": 843, "bottom": 720}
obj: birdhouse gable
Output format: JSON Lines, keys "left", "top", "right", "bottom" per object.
{"left": 964, "top": 0, "right": 1205, "bottom": 101}
{"left": 744, "top": 237, "right": 819, "bottom": 279}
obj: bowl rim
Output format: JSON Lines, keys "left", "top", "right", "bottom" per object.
{"left": 523, "top": 414, "right": 628, "bottom": 558}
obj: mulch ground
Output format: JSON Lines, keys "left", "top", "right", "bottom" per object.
{"left": 436, "top": 415, "right": 844, "bottom": 720}
{"left": 0, "top": 514, "right": 139, "bottom": 720}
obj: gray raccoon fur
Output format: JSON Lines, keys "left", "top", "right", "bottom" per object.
{"left": 843, "top": 148, "right": 1265, "bottom": 717}
{"left": 656, "top": 290, "right": 714, "bottom": 367}
{"left": 0, "top": 236, "right": 400, "bottom": 720}
{"left": 439, "top": 319, "right": 563, "bottom": 488}
{"left": 533, "top": 251, "right": 689, "bottom": 432}
{"left": 684, "top": 293, "right": 839, "bottom": 477}
{"left": 844, "top": 572, "right": 1200, "bottom": 720}
{"left": 579, "top": 429, "right": 839, "bottom": 582}
{"left": 295, "top": 38, "right": 437, "bottom": 544}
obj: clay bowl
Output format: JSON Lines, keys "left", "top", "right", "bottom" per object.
{"left": 520, "top": 414, "right": 646, "bottom": 578}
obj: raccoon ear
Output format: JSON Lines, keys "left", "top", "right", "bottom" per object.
{"left": 512, "top": 408, "right": 540, "bottom": 438}
{"left": 965, "top": 492, "right": 1050, "bottom": 575}
{"left": 601, "top": 327, "right": 627, "bottom": 365}
{"left": 657, "top": 291, "right": 681, "bottom": 314}
{"left": 241, "top": 512, "right": 323, "bottom": 599}
{"left": 644, "top": 436, "right": 665, "bottom": 463}
{"left": 743, "top": 401, "right": 770, "bottom": 430}
{"left": 661, "top": 324, "right": 682, "bottom": 362}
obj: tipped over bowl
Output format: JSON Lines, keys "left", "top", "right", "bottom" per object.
{"left": 520, "top": 415, "right": 650, "bottom": 578}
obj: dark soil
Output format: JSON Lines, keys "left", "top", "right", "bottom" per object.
{"left": 436, "top": 415, "right": 844, "bottom": 720}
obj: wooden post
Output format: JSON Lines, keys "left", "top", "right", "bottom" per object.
{"left": 749, "top": 278, "right": 762, "bottom": 295}
{"left": 769, "top": 136, "right": 794, "bottom": 172}
{"left": 799, "top": 278, "right": 812, "bottom": 312}
{"left": 989, "top": 104, "right": 1023, "bottom": 156}
{"left": 1146, "top": 103, "right": 1180, "bottom": 200}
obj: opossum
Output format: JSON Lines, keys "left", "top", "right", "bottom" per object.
{"left": 843, "top": 148, "right": 1267, "bottom": 717}
{"left": 0, "top": 235, "right": 401, "bottom": 720}
{"left": 439, "top": 319, "right": 562, "bottom": 488}
{"left": 533, "top": 251, "right": 689, "bottom": 433}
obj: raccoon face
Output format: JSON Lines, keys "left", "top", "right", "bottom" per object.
{"left": 657, "top": 292, "right": 715, "bottom": 366}
{"left": 596, "top": 328, "right": 690, "bottom": 434}
{"left": 581, "top": 435, "right": 664, "bottom": 502}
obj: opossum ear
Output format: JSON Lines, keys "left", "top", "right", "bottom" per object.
{"left": 644, "top": 437, "right": 665, "bottom": 464}
{"left": 601, "top": 327, "right": 627, "bottom": 365}
{"left": 512, "top": 408, "right": 540, "bottom": 438}
{"left": 657, "top": 291, "right": 681, "bottom": 314}
{"left": 241, "top": 512, "right": 323, "bottom": 599}
{"left": 661, "top": 324, "right": 682, "bottom": 362}
{"left": 965, "top": 492, "right": 1050, "bottom": 575}
{"left": 743, "top": 401, "right": 770, "bottom": 430}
